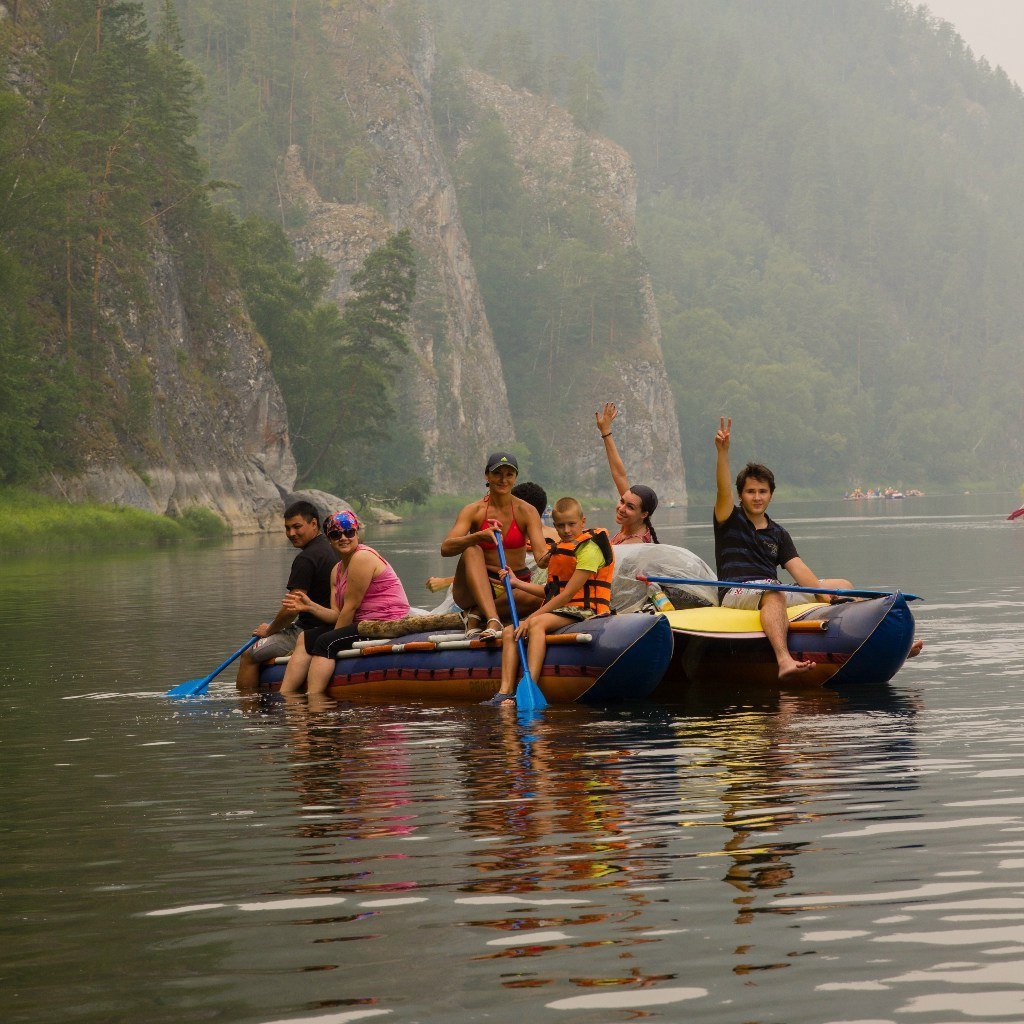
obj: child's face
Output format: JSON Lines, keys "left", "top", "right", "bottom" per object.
{"left": 553, "top": 509, "right": 585, "bottom": 543}
{"left": 739, "top": 477, "right": 773, "bottom": 517}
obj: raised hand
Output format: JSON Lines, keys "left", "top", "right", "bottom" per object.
{"left": 715, "top": 416, "right": 732, "bottom": 451}
{"left": 595, "top": 402, "right": 618, "bottom": 436}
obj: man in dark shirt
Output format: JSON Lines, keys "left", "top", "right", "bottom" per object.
{"left": 713, "top": 417, "right": 851, "bottom": 680}
{"left": 235, "top": 500, "right": 340, "bottom": 688}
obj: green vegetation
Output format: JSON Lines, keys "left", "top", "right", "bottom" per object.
{"left": 223, "top": 220, "right": 419, "bottom": 498}
{"left": 0, "top": 0, "right": 218, "bottom": 483}
{"left": 430, "top": 0, "right": 1024, "bottom": 491}
{"left": 0, "top": 488, "right": 230, "bottom": 552}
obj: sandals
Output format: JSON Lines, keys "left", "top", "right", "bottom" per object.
{"left": 479, "top": 617, "right": 503, "bottom": 641}
{"left": 480, "top": 692, "right": 515, "bottom": 706}
{"left": 461, "top": 611, "right": 483, "bottom": 638}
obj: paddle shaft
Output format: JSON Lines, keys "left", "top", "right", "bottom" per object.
{"left": 204, "top": 635, "right": 260, "bottom": 682}
{"left": 493, "top": 529, "right": 547, "bottom": 710}
{"left": 639, "top": 575, "right": 920, "bottom": 602}
{"left": 494, "top": 531, "right": 530, "bottom": 670}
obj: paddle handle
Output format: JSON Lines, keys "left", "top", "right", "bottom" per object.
{"left": 637, "top": 574, "right": 920, "bottom": 602}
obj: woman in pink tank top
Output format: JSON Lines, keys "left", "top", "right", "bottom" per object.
{"left": 280, "top": 511, "right": 411, "bottom": 698}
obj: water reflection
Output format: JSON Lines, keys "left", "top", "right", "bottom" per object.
{"left": 209, "top": 683, "right": 927, "bottom": 1017}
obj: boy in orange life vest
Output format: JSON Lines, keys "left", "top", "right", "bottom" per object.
{"left": 484, "top": 496, "right": 615, "bottom": 705}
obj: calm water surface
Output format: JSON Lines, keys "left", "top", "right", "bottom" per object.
{"left": 3, "top": 493, "right": 1024, "bottom": 1024}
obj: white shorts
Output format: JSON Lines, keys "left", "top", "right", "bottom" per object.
{"left": 721, "top": 579, "right": 809, "bottom": 611}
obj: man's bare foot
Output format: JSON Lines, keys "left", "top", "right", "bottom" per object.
{"left": 908, "top": 639, "right": 924, "bottom": 658}
{"left": 778, "top": 656, "right": 814, "bottom": 680}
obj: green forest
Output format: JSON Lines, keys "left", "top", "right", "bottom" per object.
{"left": 430, "top": 0, "right": 1024, "bottom": 492}
{"left": 2, "top": 0, "right": 1023, "bottom": 503}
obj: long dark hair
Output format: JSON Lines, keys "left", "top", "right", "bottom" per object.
{"left": 628, "top": 484, "right": 659, "bottom": 543}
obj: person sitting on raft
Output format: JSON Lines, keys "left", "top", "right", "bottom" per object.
{"left": 484, "top": 496, "right": 615, "bottom": 705}
{"left": 595, "top": 401, "right": 660, "bottom": 544}
{"left": 424, "top": 481, "right": 557, "bottom": 593}
{"left": 440, "top": 452, "right": 551, "bottom": 640}
{"left": 278, "top": 511, "right": 411, "bottom": 698}
{"left": 713, "top": 416, "right": 854, "bottom": 681}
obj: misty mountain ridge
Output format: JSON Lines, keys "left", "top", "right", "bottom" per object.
{"left": 2, "top": 0, "right": 1021, "bottom": 525}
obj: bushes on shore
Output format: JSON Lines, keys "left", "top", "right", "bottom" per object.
{"left": 0, "top": 489, "right": 230, "bottom": 552}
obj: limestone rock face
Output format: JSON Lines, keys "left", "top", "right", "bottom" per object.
{"left": 460, "top": 71, "right": 687, "bottom": 501}
{"left": 49, "top": 225, "right": 296, "bottom": 533}
{"left": 292, "top": 4, "right": 514, "bottom": 493}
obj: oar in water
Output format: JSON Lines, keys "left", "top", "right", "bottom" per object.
{"left": 638, "top": 575, "right": 922, "bottom": 602}
{"left": 166, "top": 636, "right": 259, "bottom": 698}
{"left": 494, "top": 528, "right": 548, "bottom": 711}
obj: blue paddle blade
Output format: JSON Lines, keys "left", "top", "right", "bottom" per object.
{"left": 166, "top": 676, "right": 210, "bottom": 698}
{"left": 515, "top": 670, "right": 548, "bottom": 711}
{"left": 167, "top": 636, "right": 258, "bottom": 699}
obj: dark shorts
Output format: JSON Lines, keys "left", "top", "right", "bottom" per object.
{"left": 301, "top": 623, "right": 361, "bottom": 659}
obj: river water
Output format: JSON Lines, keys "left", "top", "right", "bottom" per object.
{"left": 3, "top": 493, "right": 1024, "bottom": 1024}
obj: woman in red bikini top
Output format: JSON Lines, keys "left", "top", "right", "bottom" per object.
{"left": 440, "top": 451, "right": 551, "bottom": 639}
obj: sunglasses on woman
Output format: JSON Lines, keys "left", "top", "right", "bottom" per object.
{"left": 326, "top": 527, "right": 358, "bottom": 540}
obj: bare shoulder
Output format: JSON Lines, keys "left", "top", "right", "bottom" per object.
{"left": 513, "top": 496, "right": 541, "bottom": 521}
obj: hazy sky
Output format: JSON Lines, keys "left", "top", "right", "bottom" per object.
{"left": 923, "top": 0, "right": 1024, "bottom": 87}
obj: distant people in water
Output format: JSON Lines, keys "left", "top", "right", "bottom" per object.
{"left": 235, "top": 500, "right": 339, "bottom": 688}
{"left": 439, "top": 452, "right": 550, "bottom": 639}
{"left": 595, "top": 402, "right": 659, "bottom": 544}
{"left": 279, "top": 511, "right": 411, "bottom": 698}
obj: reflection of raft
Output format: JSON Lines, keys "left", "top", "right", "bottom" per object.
{"left": 653, "top": 594, "right": 916, "bottom": 696}
{"left": 259, "top": 613, "right": 673, "bottom": 704}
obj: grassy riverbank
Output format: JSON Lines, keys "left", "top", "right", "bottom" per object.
{"left": 0, "top": 488, "right": 231, "bottom": 553}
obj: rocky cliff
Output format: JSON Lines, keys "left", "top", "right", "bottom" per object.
{"left": 459, "top": 71, "right": 687, "bottom": 500}
{"left": 291, "top": 2, "right": 514, "bottom": 493}
{"left": 288, "top": 3, "right": 685, "bottom": 500}
{"left": 50, "top": 222, "right": 296, "bottom": 532}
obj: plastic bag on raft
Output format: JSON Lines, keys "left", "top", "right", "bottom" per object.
{"left": 428, "top": 542, "right": 718, "bottom": 616}
{"left": 610, "top": 543, "right": 718, "bottom": 612}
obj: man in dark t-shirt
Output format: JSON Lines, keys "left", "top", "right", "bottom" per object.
{"left": 235, "top": 501, "right": 340, "bottom": 688}
{"left": 713, "top": 417, "right": 852, "bottom": 680}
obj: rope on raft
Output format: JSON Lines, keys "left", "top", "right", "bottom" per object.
{"left": 271, "top": 632, "right": 594, "bottom": 664}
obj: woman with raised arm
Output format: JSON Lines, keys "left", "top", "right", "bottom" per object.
{"left": 595, "top": 402, "right": 660, "bottom": 545}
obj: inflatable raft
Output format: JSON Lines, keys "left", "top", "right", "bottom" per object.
{"left": 653, "top": 593, "right": 916, "bottom": 697}
{"left": 258, "top": 612, "right": 673, "bottom": 705}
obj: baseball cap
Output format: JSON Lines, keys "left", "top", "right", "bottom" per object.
{"left": 485, "top": 452, "right": 519, "bottom": 474}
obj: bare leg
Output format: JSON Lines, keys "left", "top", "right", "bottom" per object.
{"left": 235, "top": 646, "right": 261, "bottom": 688}
{"left": 759, "top": 592, "right": 813, "bottom": 680}
{"left": 451, "top": 546, "right": 499, "bottom": 625}
{"left": 279, "top": 633, "right": 312, "bottom": 694}
{"left": 306, "top": 655, "right": 337, "bottom": 696}
{"left": 525, "top": 613, "right": 574, "bottom": 683}
{"left": 497, "top": 624, "right": 519, "bottom": 697}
